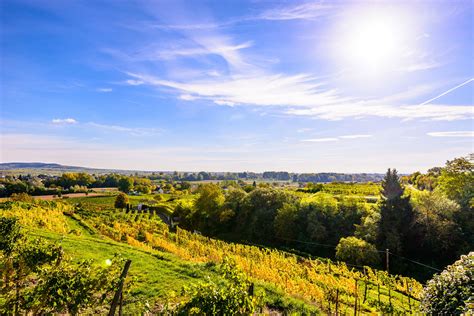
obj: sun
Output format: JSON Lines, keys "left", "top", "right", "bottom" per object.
{"left": 333, "top": 6, "right": 414, "bottom": 75}
{"left": 348, "top": 16, "right": 401, "bottom": 68}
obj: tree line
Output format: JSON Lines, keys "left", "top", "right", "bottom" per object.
{"left": 173, "top": 156, "right": 473, "bottom": 280}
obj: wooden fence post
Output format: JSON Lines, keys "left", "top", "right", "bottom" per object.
{"left": 407, "top": 280, "right": 412, "bottom": 313}
{"left": 377, "top": 284, "right": 381, "bottom": 306}
{"left": 118, "top": 292, "right": 123, "bottom": 316}
{"left": 353, "top": 279, "right": 358, "bottom": 316}
{"left": 108, "top": 259, "right": 132, "bottom": 316}
{"left": 388, "top": 287, "right": 392, "bottom": 309}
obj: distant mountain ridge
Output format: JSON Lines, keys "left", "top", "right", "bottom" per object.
{"left": 0, "top": 162, "right": 385, "bottom": 182}
{"left": 0, "top": 162, "right": 87, "bottom": 170}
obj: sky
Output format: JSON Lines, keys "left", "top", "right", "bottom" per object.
{"left": 1, "top": 0, "right": 473, "bottom": 173}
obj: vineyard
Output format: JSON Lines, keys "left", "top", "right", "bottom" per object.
{"left": 79, "top": 208, "right": 422, "bottom": 315}
{"left": 0, "top": 194, "right": 424, "bottom": 314}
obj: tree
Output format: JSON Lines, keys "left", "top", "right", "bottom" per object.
{"left": 194, "top": 183, "right": 225, "bottom": 233}
{"left": 75, "top": 172, "right": 94, "bottom": 187}
{"left": 377, "top": 168, "right": 414, "bottom": 257}
{"left": 436, "top": 157, "right": 474, "bottom": 253}
{"left": 135, "top": 184, "right": 151, "bottom": 194}
{"left": 58, "top": 173, "right": 78, "bottom": 189}
{"left": 118, "top": 177, "right": 133, "bottom": 193}
{"left": 355, "top": 208, "right": 380, "bottom": 244}
{"left": 114, "top": 193, "right": 128, "bottom": 209}
{"left": 421, "top": 252, "right": 473, "bottom": 315}
{"left": 381, "top": 168, "right": 403, "bottom": 200}
{"left": 240, "top": 188, "right": 297, "bottom": 242}
{"left": 274, "top": 203, "right": 299, "bottom": 240}
{"left": 437, "top": 157, "right": 473, "bottom": 208}
{"left": 410, "top": 191, "right": 460, "bottom": 259}
{"left": 335, "top": 236, "right": 380, "bottom": 266}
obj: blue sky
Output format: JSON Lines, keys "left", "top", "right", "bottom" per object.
{"left": 1, "top": 0, "right": 473, "bottom": 172}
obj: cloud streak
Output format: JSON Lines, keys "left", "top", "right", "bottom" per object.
{"left": 302, "top": 134, "right": 374, "bottom": 142}
{"left": 427, "top": 131, "right": 473, "bottom": 137}
{"left": 52, "top": 118, "right": 77, "bottom": 124}
{"left": 49, "top": 119, "right": 161, "bottom": 136}
{"left": 127, "top": 72, "right": 472, "bottom": 121}
{"left": 420, "top": 78, "right": 474, "bottom": 105}
{"left": 257, "top": 2, "right": 334, "bottom": 21}
{"left": 302, "top": 138, "right": 339, "bottom": 142}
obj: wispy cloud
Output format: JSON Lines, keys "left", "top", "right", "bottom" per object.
{"left": 128, "top": 72, "right": 472, "bottom": 121}
{"left": 179, "top": 94, "right": 198, "bottom": 101}
{"left": 339, "top": 134, "right": 373, "bottom": 139}
{"left": 118, "top": 3, "right": 471, "bottom": 123}
{"left": 297, "top": 128, "right": 313, "bottom": 133}
{"left": 427, "top": 131, "right": 474, "bottom": 137}
{"left": 52, "top": 118, "right": 77, "bottom": 124}
{"left": 149, "top": 41, "right": 253, "bottom": 61}
{"left": 302, "top": 134, "right": 373, "bottom": 142}
{"left": 97, "top": 88, "right": 113, "bottom": 92}
{"left": 125, "top": 79, "right": 144, "bottom": 86}
{"left": 86, "top": 122, "right": 162, "bottom": 136}
{"left": 49, "top": 119, "right": 161, "bottom": 136}
{"left": 147, "top": 2, "right": 335, "bottom": 31}
{"left": 302, "top": 138, "right": 339, "bottom": 142}
{"left": 257, "top": 2, "right": 335, "bottom": 21}
{"left": 127, "top": 72, "right": 343, "bottom": 107}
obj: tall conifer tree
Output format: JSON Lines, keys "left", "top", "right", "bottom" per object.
{"left": 378, "top": 169, "right": 414, "bottom": 260}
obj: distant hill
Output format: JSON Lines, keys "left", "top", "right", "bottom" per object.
{"left": 0, "top": 162, "right": 85, "bottom": 170}
{"left": 0, "top": 162, "right": 385, "bottom": 182}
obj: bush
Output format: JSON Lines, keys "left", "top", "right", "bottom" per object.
{"left": 421, "top": 252, "right": 473, "bottom": 315}
{"left": 10, "top": 193, "right": 35, "bottom": 203}
{"left": 0, "top": 217, "right": 124, "bottom": 315}
{"left": 175, "top": 257, "right": 263, "bottom": 315}
{"left": 335, "top": 236, "right": 380, "bottom": 266}
{"left": 114, "top": 193, "right": 129, "bottom": 209}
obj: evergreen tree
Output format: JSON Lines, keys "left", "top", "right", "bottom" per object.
{"left": 377, "top": 168, "right": 414, "bottom": 259}
{"left": 381, "top": 168, "right": 403, "bottom": 200}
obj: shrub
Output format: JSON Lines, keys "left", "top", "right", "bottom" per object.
{"left": 114, "top": 193, "right": 129, "bottom": 209}
{"left": 421, "top": 252, "right": 473, "bottom": 315}
{"left": 175, "top": 257, "right": 263, "bottom": 315}
{"left": 335, "top": 236, "right": 380, "bottom": 266}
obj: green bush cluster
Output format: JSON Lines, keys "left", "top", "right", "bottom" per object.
{"left": 421, "top": 252, "right": 473, "bottom": 315}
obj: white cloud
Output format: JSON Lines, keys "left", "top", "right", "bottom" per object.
{"left": 301, "top": 138, "right": 339, "bottom": 142}
{"left": 151, "top": 41, "right": 252, "bottom": 61}
{"left": 287, "top": 103, "right": 473, "bottom": 121}
{"left": 49, "top": 118, "right": 162, "bottom": 136}
{"left": 214, "top": 100, "right": 237, "bottom": 106}
{"left": 339, "top": 134, "right": 373, "bottom": 139}
{"left": 127, "top": 72, "right": 342, "bottom": 107}
{"left": 119, "top": 5, "right": 471, "bottom": 123}
{"left": 129, "top": 72, "right": 473, "bottom": 121}
{"left": 51, "top": 118, "right": 77, "bottom": 124}
{"left": 297, "top": 128, "right": 313, "bottom": 133}
{"left": 125, "top": 79, "right": 144, "bottom": 86}
{"left": 87, "top": 122, "right": 162, "bottom": 136}
{"left": 302, "top": 135, "right": 373, "bottom": 142}
{"left": 179, "top": 94, "right": 198, "bottom": 101}
{"left": 258, "top": 3, "right": 334, "bottom": 21}
{"left": 427, "top": 131, "right": 474, "bottom": 137}
{"left": 97, "top": 88, "right": 113, "bottom": 92}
